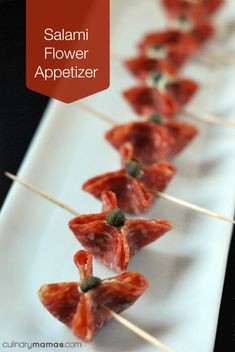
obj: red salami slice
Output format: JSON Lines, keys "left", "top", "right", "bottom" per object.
{"left": 82, "top": 161, "right": 176, "bottom": 214}
{"left": 136, "top": 30, "right": 198, "bottom": 70}
{"left": 101, "top": 190, "right": 118, "bottom": 212}
{"left": 139, "top": 162, "right": 176, "bottom": 194}
{"left": 142, "top": 70, "right": 199, "bottom": 104}
{"left": 74, "top": 250, "right": 93, "bottom": 279}
{"left": 38, "top": 282, "right": 81, "bottom": 326}
{"left": 105, "top": 118, "right": 198, "bottom": 165}
{"left": 125, "top": 56, "right": 177, "bottom": 79}
{"left": 69, "top": 191, "right": 172, "bottom": 272}
{"left": 106, "top": 120, "right": 174, "bottom": 165}
{"left": 38, "top": 250, "right": 148, "bottom": 342}
{"left": 161, "top": 0, "right": 207, "bottom": 19}
{"left": 123, "top": 86, "right": 179, "bottom": 118}
{"left": 162, "top": 0, "right": 224, "bottom": 17}
{"left": 203, "top": 0, "right": 225, "bottom": 15}
{"left": 192, "top": 22, "right": 214, "bottom": 44}
{"left": 165, "top": 78, "right": 199, "bottom": 106}
{"left": 123, "top": 71, "right": 198, "bottom": 117}
{"left": 166, "top": 119, "right": 198, "bottom": 157}
{"left": 161, "top": 1, "right": 215, "bottom": 44}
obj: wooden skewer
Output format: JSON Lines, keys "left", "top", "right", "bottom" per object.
{"left": 76, "top": 104, "right": 235, "bottom": 224}
{"left": 104, "top": 307, "right": 174, "bottom": 352}
{"left": 78, "top": 99, "right": 235, "bottom": 130}
{"left": 200, "top": 50, "right": 235, "bottom": 65}
{"left": 182, "top": 108, "right": 235, "bottom": 128}
{"left": 79, "top": 102, "right": 118, "bottom": 125}
{"left": 157, "top": 192, "right": 235, "bottom": 225}
{"left": 5, "top": 171, "right": 175, "bottom": 352}
{"left": 5, "top": 172, "right": 79, "bottom": 216}
{"left": 202, "top": 47, "right": 235, "bottom": 65}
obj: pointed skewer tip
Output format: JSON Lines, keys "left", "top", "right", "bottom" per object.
{"left": 5, "top": 171, "right": 15, "bottom": 180}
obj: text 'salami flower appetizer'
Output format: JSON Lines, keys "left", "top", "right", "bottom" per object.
{"left": 69, "top": 191, "right": 172, "bottom": 272}
{"left": 82, "top": 159, "right": 176, "bottom": 214}
{"left": 105, "top": 113, "right": 198, "bottom": 166}
{"left": 123, "top": 69, "right": 198, "bottom": 117}
{"left": 161, "top": 0, "right": 225, "bottom": 18}
{"left": 126, "top": 30, "right": 199, "bottom": 72}
{"left": 38, "top": 250, "right": 148, "bottom": 342}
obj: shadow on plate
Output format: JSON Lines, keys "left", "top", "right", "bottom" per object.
{"left": 94, "top": 317, "right": 175, "bottom": 352}
{"left": 128, "top": 247, "right": 195, "bottom": 302}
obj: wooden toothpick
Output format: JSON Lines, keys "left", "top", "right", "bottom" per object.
{"left": 202, "top": 47, "right": 235, "bottom": 65}
{"left": 78, "top": 99, "right": 235, "bottom": 129}
{"left": 79, "top": 102, "right": 118, "bottom": 126}
{"left": 5, "top": 171, "right": 175, "bottom": 352}
{"left": 182, "top": 108, "right": 235, "bottom": 128}
{"left": 6, "top": 169, "right": 235, "bottom": 227}
{"left": 157, "top": 192, "right": 235, "bottom": 225}
{"left": 5, "top": 172, "right": 79, "bottom": 216}
{"left": 73, "top": 104, "right": 235, "bottom": 224}
{"left": 104, "top": 307, "right": 175, "bottom": 352}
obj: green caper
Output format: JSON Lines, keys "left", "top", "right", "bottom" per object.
{"left": 125, "top": 158, "right": 142, "bottom": 178}
{"left": 152, "top": 43, "right": 163, "bottom": 51}
{"left": 149, "top": 112, "right": 166, "bottom": 125}
{"left": 178, "top": 15, "right": 187, "bottom": 23}
{"left": 106, "top": 208, "right": 126, "bottom": 227}
{"left": 150, "top": 71, "right": 162, "bottom": 84}
{"left": 80, "top": 276, "right": 102, "bottom": 293}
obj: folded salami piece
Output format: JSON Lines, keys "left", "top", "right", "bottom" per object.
{"left": 161, "top": 0, "right": 215, "bottom": 44}
{"left": 82, "top": 160, "right": 176, "bottom": 214}
{"left": 189, "top": 20, "right": 215, "bottom": 44}
{"left": 162, "top": 0, "right": 224, "bottom": 18}
{"left": 38, "top": 250, "right": 148, "bottom": 342}
{"left": 105, "top": 115, "right": 198, "bottom": 166}
{"left": 203, "top": 0, "right": 225, "bottom": 15}
{"left": 125, "top": 56, "right": 177, "bottom": 79}
{"left": 69, "top": 191, "right": 172, "bottom": 272}
{"left": 123, "top": 85, "right": 179, "bottom": 118}
{"left": 130, "top": 30, "right": 198, "bottom": 71}
{"left": 123, "top": 70, "right": 198, "bottom": 117}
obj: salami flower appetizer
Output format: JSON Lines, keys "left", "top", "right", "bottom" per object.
{"left": 174, "top": 16, "right": 215, "bottom": 45}
{"left": 123, "top": 70, "right": 198, "bottom": 117}
{"left": 161, "top": 0, "right": 225, "bottom": 18}
{"left": 105, "top": 113, "right": 198, "bottom": 166}
{"left": 203, "top": 0, "right": 225, "bottom": 15}
{"left": 125, "top": 55, "right": 178, "bottom": 80}
{"left": 123, "top": 84, "right": 178, "bottom": 118}
{"left": 128, "top": 29, "right": 199, "bottom": 71}
{"left": 69, "top": 191, "right": 172, "bottom": 272}
{"left": 82, "top": 160, "right": 176, "bottom": 214}
{"left": 161, "top": 0, "right": 215, "bottom": 45}
{"left": 38, "top": 250, "right": 148, "bottom": 343}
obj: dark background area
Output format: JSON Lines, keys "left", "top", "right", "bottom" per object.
{"left": 0, "top": 0, "right": 234, "bottom": 350}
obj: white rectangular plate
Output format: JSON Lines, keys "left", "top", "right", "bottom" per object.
{"left": 1, "top": 1, "right": 235, "bottom": 351}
